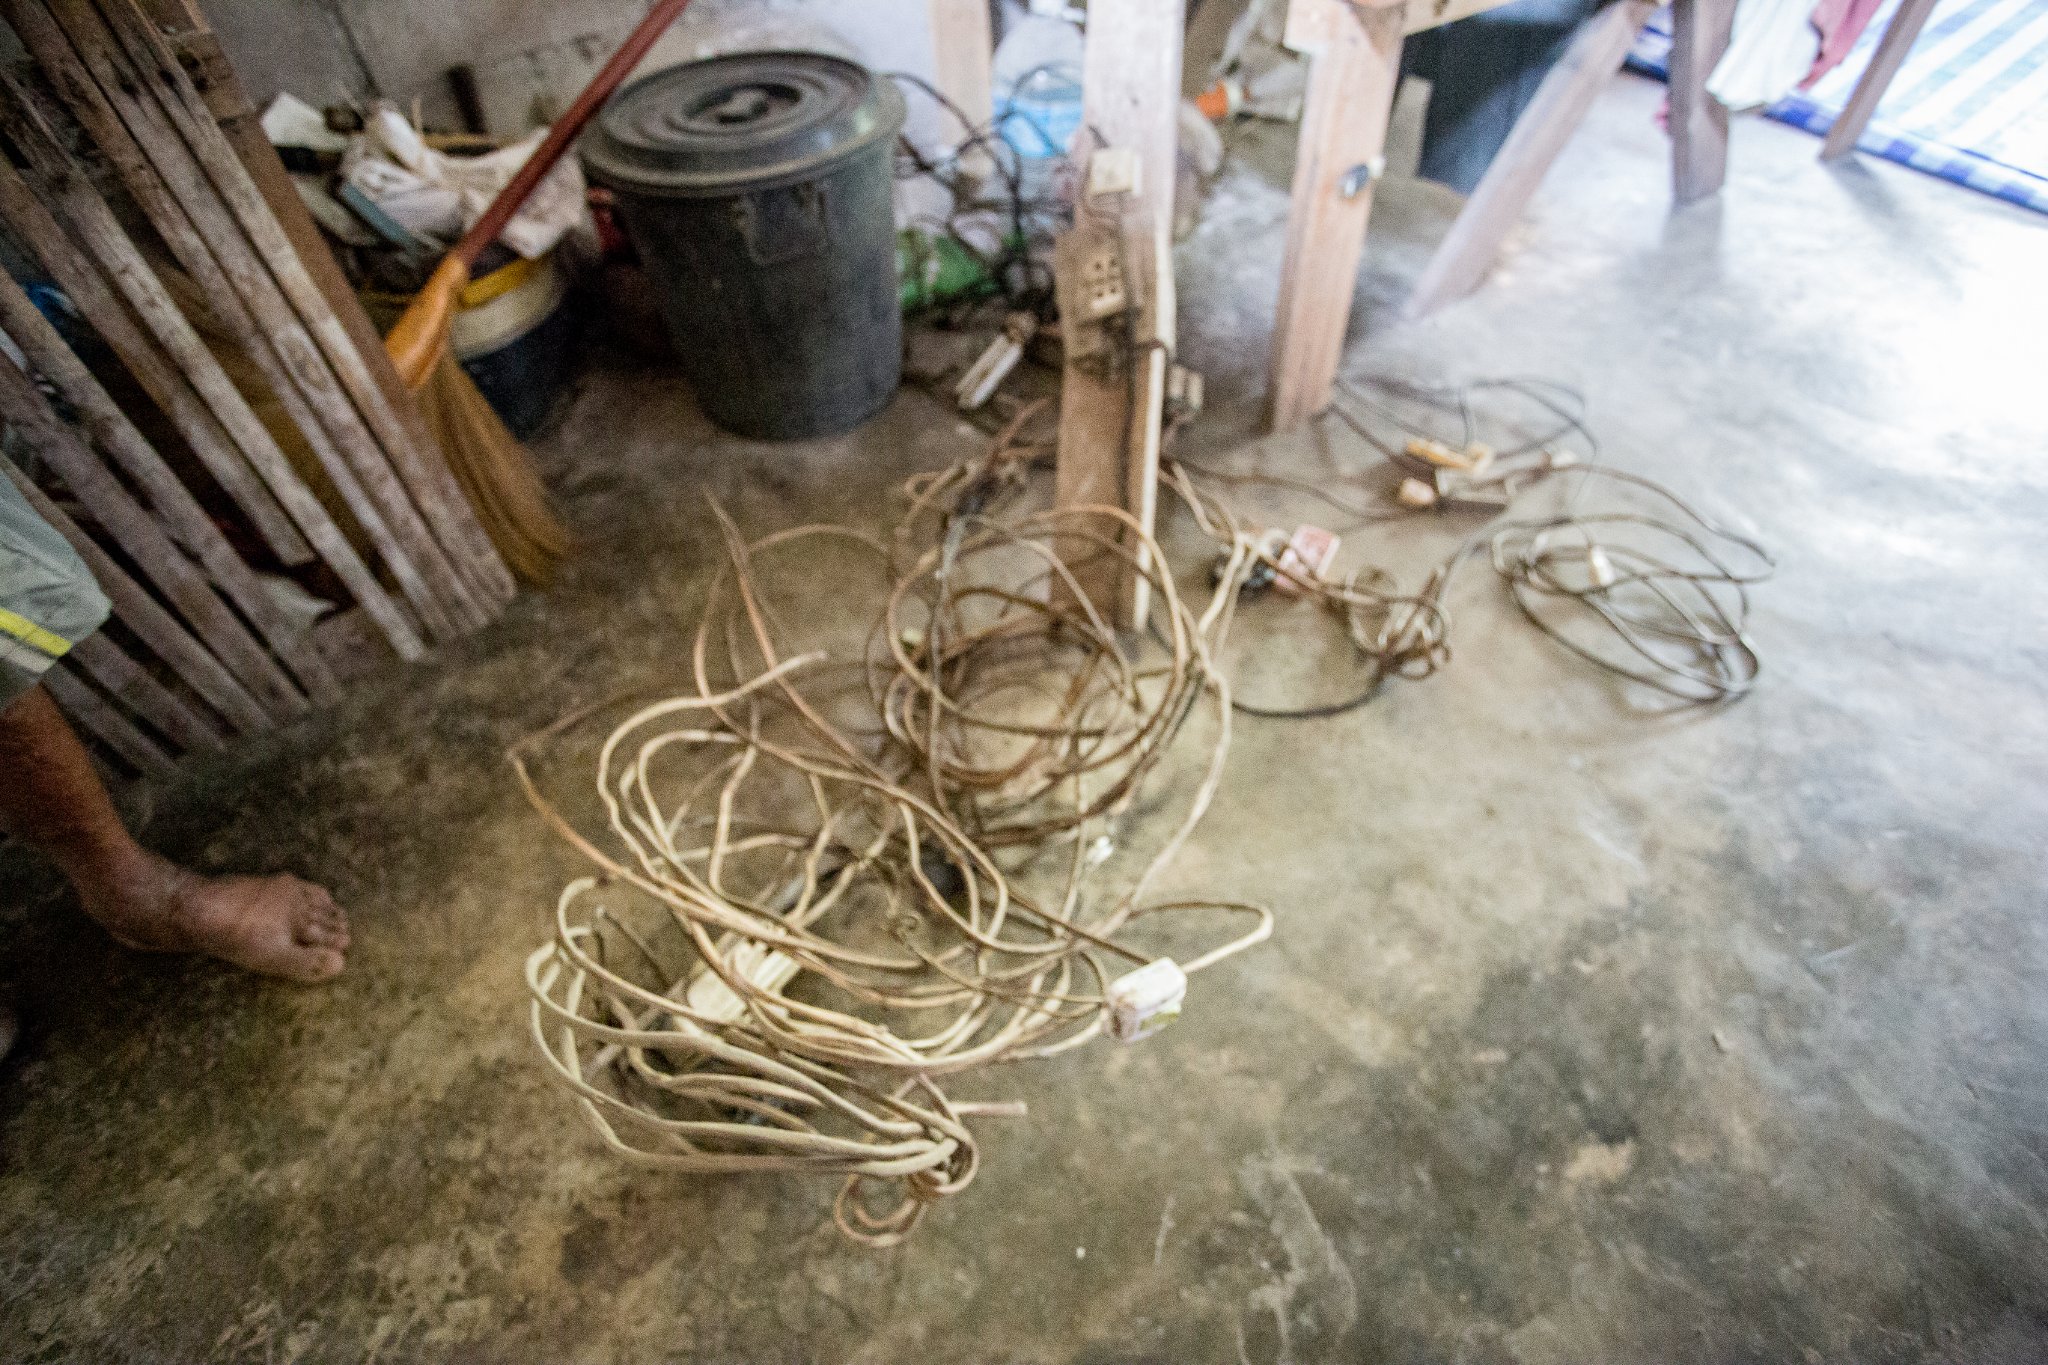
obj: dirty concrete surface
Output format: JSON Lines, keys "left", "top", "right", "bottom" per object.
{"left": 3, "top": 72, "right": 2046, "bottom": 1363}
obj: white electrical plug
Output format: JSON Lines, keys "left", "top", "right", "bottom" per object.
{"left": 1107, "top": 958, "right": 1187, "bottom": 1043}
{"left": 1587, "top": 546, "right": 1616, "bottom": 588}
{"left": 1397, "top": 477, "right": 1438, "bottom": 509}
{"left": 685, "top": 941, "right": 801, "bottom": 1025}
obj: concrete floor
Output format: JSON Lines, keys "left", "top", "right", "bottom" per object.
{"left": 4, "top": 71, "right": 2046, "bottom": 1363}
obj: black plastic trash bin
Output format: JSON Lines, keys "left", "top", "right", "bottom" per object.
{"left": 583, "top": 51, "right": 907, "bottom": 441}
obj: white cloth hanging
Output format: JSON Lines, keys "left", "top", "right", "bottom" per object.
{"left": 1708, "top": 0, "right": 1824, "bottom": 111}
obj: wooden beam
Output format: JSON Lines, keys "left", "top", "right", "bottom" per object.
{"left": 1406, "top": 0, "right": 1655, "bottom": 318}
{"left": 1819, "top": 0, "right": 1938, "bottom": 161}
{"left": 1668, "top": 0, "right": 1737, "bottom": 204}
{"left": 1053, "top": 0, "right": 1183, "bottom": 630}
{"left": 0, "top": 104, "right": 307, "bottom": 566}
{"left": 3, "top": 0, "right": 473, "bottom": 642}
{"left": 0, "top": 266, "right": 335, "bottom": 703}
{"left": 1266, "top": 0, "right": 1404, "bottom": 433}
{"left": 156, "top": 5, "right": 495, "bottom": 634}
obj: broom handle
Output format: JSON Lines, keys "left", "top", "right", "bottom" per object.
{"left": 453, "top": 0, "right": 694, "bottom": 271}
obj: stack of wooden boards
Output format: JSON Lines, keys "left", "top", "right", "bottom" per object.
{"left": 0, "top": 0, "right": 513, "bottom": 775}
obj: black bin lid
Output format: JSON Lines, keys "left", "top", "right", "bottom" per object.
{"left": 583, "top": 50, "right": 906, "bottom": 198}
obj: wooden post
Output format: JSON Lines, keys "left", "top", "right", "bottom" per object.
{"left": 927, "top": 0, "right": 993, "bottom": 129}
{"left": 1668, "top": 0, "right": 1737, "bottom": 203}
{"left": 1819, "top": 0, "right": 1938, "bottom": 162}
{"left": 1406, "top": 0, "right": 1655, "bottom": 318}
{"left": 1266, "top": 0, "right": 1405, "bottom": 433}
{"left": 1052, "top": 0, "right": 1183, "bottom": 630}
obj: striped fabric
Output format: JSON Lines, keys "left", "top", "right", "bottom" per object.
{"left": 1628, "top": 0, "right": 2048, "bottom": 214}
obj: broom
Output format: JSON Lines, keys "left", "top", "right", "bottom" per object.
{"left": 383, "top": 0, "right": 696, "bottom": 583}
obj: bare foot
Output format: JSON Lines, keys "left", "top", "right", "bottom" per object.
{"left": 81, "top": 851, "right": 349, "bottom": 983}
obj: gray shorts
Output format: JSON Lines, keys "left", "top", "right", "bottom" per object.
{"left": 1, "top": 470, "right": 110, "bottom": 708}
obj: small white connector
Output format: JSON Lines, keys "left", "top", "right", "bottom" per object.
{"left": 954, "top": 313, "right": 1037, "bottom": 411}
{"left": 685, "top": 941, "right": 801, "bottom": 1025}
{"left": 1587, "top": 546, "right": 1616, "bottom": 588}
{"left": 1397, "top": 476, "right": 1439, "bottom": 509}
{"left": 1107, "top": 958, "right": 1187, "bottom": 1043}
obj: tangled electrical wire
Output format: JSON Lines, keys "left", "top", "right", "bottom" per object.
{"left": 517, "top": 406, "right": 1270, "bottom": 1246}
{"left": 885, "top": 70, "right": 1071, "bottom": 316}
{"left": 1179, "top": 376, "right": 1774, "bottom": 712}
{"left": 515, "top": 378, "right": 1771, "bottom": 1246}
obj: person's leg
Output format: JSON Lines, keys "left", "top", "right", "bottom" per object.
{"left": 0, "top": 684, "right": 348, "bottom": 982}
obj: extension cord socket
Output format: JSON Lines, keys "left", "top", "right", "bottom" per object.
{"left": 1107, "top": 958, "right": 1186, "bottom": 1042}
{"left": 685, "top": 940, "right": 802, "bottom": 1025}
{"left": 1074, "top": 241, "right": 1129, "bottom": 322}
{"left": 1053, "top": 209, "right": 1150, "bottom": 366}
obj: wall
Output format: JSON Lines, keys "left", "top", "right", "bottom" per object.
{"left": 199, "top": 0, "right": 989, "bottom": 145}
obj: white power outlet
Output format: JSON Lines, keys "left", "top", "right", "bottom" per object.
{"left": 1078, "top": 246, "right": 1128, "bottom": 321}
{"left": 1054, "top": 207, "right": 1150, "bottom": 366}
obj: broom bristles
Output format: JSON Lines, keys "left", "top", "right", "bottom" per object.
{"left": 419, "top": 354, "right": 570, "bottom": 587}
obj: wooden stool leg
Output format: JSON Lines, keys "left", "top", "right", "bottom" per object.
{"left": 1267, "top": 0, "right": 1405, "bottom": 433}
{"left": 1407, "top": 0, "right": 1655, "bottom": 318}
{"left": 1820, "top": 0, "right": 1938, "bottom": 161}
{"left": 1669, "top": 0, "right": 1737, "bottom": 203}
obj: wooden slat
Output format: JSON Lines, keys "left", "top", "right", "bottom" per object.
{"left": 4, "top": 462, "right": 270, "bottom": 733}
{"left": 1052, "top": 0, "right": 1183, "bottom": 631}
{"left": 42, "top": 661, "right": 174, "bottom": 775}
{"left": 1406, "top": 0, "right": 1654, "bottom": 318}
{"left": 0, "top": 266, "right": 334, "bottom": 704}
{"left": 1267, "top": 0, "right": 1405, "bottom": 432}
{"left": 0, "top": 77, "right": 426, "bottom": 663}
{"left": 62, "top": 0, "right": 490, "bottom": 630}
{"left": 0, "top": 111, "right": 308, "bottom": 569}
{"left": 91, "top": 0, "right": 514, "bottom": 617}
{"left": 3, "top": 0, "right": 473, "bottom": 644}
{"left": 0, "top": 348, "right": 302, "bottom": 720}
{"left": 1819, "top": 0, "right": 1938, "bottom": 161}
{"left": 1668, "top": 0, "right": 1737, "bottom": 203}
{"left": 155, "top": 11, "right": 448, "bottom": 544}
{"left": 191, "top": 28, "right": 483, "bottom": 623}
{"left": 70, "top": 631, "right": 224, "bottom": 753}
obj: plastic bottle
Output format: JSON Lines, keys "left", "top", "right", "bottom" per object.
{"left": 991, "top": 0, "right": 1085, "bottom": 168}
